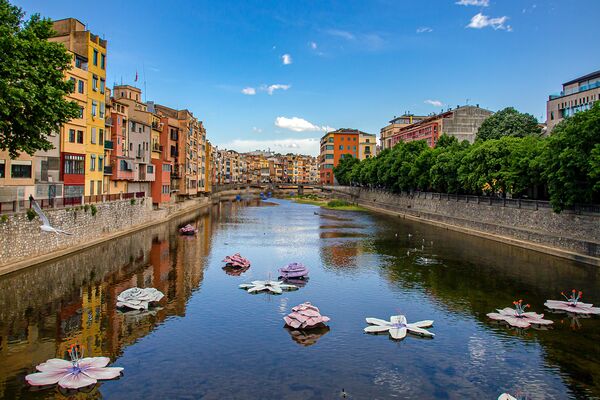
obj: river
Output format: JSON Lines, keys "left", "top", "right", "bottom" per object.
{"left": 0, "top": 198, "right": 599, "bottom": 399}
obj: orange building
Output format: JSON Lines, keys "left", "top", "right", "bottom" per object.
{"left": 318, "top": 129, "right": 375, "bottom": 185}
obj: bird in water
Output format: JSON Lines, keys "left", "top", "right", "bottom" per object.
{"left": 408, "top": 233, "right": 412, "bottom": 238}
{"left": 394, "top": 233, "right": 398, "bottom": 237}
{"left": 340, "top": 388, "right": 348, "bottom": 398}
{"left": 29, "top": 195, "right": 73, "bottom": 235}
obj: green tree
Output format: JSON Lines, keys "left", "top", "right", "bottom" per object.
{"left": 333, "top": 154, "right": 359, "bottom": 185}
{"left": 0, "top": 0, "right": 80, "bottom": 158}
{"left": 430, "top": 136, "right": 470, "bottom": 193}
{"left": 476, "top": 107, "right": 541, "bottom": 142}
{"left": 543, "top": 102, "right": 600, "bottom": 211}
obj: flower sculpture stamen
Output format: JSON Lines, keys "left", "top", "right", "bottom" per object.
{"left": 487, "top": 299, "right": 554, "bottom": 328}
{"left": 222, "top": 253, "right": 251, "bottom": 269}
{"left": 278, "top": 262, "right": 309, "bottom": 280}
{"left": 364, "top": 315, "right": 434, "bottom": 340}
{"left": 25, "top": 344, "right": 123, "bottom": 389}
{"left": 117, "top": 287, "right": 164, "bottom": 310}
{"left": 239, "top": 280, "right": 297, "bottom": 294}
{"left": 544, "top": 289, "right": 600, "bottom": 315}
{"left": 283, "top": 302, "right": 330, "bottom": 329}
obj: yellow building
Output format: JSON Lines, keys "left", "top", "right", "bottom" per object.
{"left": 51, "top": 18, "right": 108, "bottom": 196}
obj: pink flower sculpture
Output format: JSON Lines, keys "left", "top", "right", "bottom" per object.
{"left": 179, "top": 224, "right": 197, "bottom": 236}
{"left": 487, "top": 299, "right": 554, "bottom": 328}
{"left": 222, "top": 253, "right": 251, "bottom": 268}
{"left": 25, "top": 345, "right": 123, "bottom": 390}
{"left": 278, "top": 262, "right": 309, "bottom": 280}
{"left": 544, "top": 289, "right": 600, "bottom": 315}
{"left": 283, "top": 302, "right": 330, "bottom": 330}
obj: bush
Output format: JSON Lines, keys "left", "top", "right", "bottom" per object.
{"left": 327, "top": 199, "right": 352, "bottom": 207}
{"left": 26, "top": 208, "right": 36, "bottom": 221}
{"left": 130, "top": 199, "right": 136, "bottom": 205}
{"left": 90, "top": 204, "right": 97, "bottom": 216}
{"left": 84, "top": 204, "right": 90, "bottom": 212}
{"left": 1, "top": 215, "right": 8, "bottom": 223}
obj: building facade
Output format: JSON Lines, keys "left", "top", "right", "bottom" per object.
{"left": 546, "top": 70, "right": 600, "bottom": 132}
{"left": 380, "top": 114, "right": 428, "bottom": 151}
{"left": 319, "top": 129, "right": 376, "bottom": 185}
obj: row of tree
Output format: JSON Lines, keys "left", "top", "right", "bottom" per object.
{"left": 334, "top": 104, "right": 600, "bottom": 212}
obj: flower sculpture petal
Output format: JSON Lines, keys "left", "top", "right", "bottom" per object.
{"left": 278, "top": 262, "right": 309, "bottom": 280}
{"left": 222, "top": 253, "right": 251, "bottom": 268}
{"left": 487, "top": 300, "right": 554, "bottom": 328}
{"left": 364, "top": 315, "right": 434, "bottom": 340}
{"left": 117, "top": 287, "right": 164, "bottom": 310}
{"left": 239, "top": 280, "right": 297, "bottom": 294}
{"left": 544, "top": 290, "right": 600, "bottom": 315}
{"left": 498, "top": 394, "right": 517, "bottom": 400}
{"left": 25, "top": 345, "right": 123, "bottom": 390}
{"left": 283, "top": 302, "right": 330, "bottom": 329}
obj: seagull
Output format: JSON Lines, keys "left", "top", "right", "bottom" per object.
{"left": 408, "top": 233, "right": 412, "bottom": 238}
{"left": 29, "top": 195, "right": 73, "bottom": 235}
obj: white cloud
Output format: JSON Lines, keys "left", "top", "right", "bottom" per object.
{"left": 456, "top": 0, "right": 489, "bottom": 6}
{"left": 467, "top": 13, "right": 511, "bottom": 30}
{"left": 241, "top": 87, "right": 256, "bottom": 95}
{"left": 274, "top": 116, "right": 332, "bottom": 132}
{"left": 219, "top": 138, "right": 320, "bottom": 156}
{"left": 325, "top": 29, "right": 355, "bottom": 40}
{"left": 265, "top": 84, "right": 291, "bottom": 95}
{"left": 424, "top": 99, "right": 444, "bottom": 107}
{"left": 252, "top": 127, "right": 262, "bottom": 133}
{"left": 310, "top": 41, "right": 318, "bottom": 49}
{"left": 281, "top": 54, "right": 292, "bottom": 65}
{"left": 416, "top": 27, "right": 433, "bottom": 33}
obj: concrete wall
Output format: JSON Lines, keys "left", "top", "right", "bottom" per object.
{"left": 328, "top": 186, "right": 600, "bottom": 263}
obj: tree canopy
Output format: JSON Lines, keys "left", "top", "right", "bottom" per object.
{"left": 0, "top": 0, "right": 80, "bottom": 158}
{"left": 476, "top": 107, "right": 541, "bottom": 142}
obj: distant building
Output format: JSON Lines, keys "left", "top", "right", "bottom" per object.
{"left": 546, "top": 70, "right": 600, "bottom": 132}
{"left": 319, "top": 129, "right": 376, "bottom": 185}
{"left": 390, "top": 105, "right": 492, "bottom": 148}
{"left": 380, "top": 114, "right": 428, "bottom": 150}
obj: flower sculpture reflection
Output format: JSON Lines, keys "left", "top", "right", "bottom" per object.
{"left": 544, "top": 289, "right": 600, "bottom": 315}
{"left": 239, "top": 280, "right": 297, "bottom": 294}
{"left": 222, "top": 253, "right": 251, "bottom": 268}
{"left": 487, "top": 300, "right": 553, "bottom": 328}
{"left": 285, "top": 326, "right": 330, "bottom": 346}
{"left": 26, "top": 345, "right": 123, "bottom": 390}
{"left": 283, "top": 302, "right": 330, "bottom": 329}
{"left": 364, "top": 315, "right": 435, "bottom": 340}
{"left": 117, "top": 287, "right": 164, "bottom": 310}
{"left": 278, "top": 262, "right": 309, "bottom": 280}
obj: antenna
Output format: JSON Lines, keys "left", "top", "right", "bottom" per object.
{"left": 143, "top": 63, "right": 147, "bottom": 102}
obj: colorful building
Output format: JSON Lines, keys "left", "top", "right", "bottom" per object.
{"left": 319, "top": 129, "right": 375, "bottom": 185}
{"left": 380, "top": 114, "right": 428, "bottom": 151}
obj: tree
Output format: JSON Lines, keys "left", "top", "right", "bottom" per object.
{"left": 476, "top": 107, "right": 541, "bottom": 142}
{"left": 0, "top": 0, "right": 80, "bottom": 158}
{"left": 543, "top": 102, "right": 600, "bottom": 211}
{"left": 333, "top": 154, "right": 359, "bottom": 185}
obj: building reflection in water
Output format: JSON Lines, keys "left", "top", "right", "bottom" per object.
{"left": 0, "top": 206, "right": 216, "bottom": 399}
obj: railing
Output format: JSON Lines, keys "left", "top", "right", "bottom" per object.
{"left": 549, "top": 81, "right": 600, "bottom": 100}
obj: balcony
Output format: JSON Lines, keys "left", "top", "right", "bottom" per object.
{"left": 104, "top": 140, "right": 113, "bottom": 149}
{"left": 549, "top": 81, "right": 600, "bottom": 100}
{"left": 152, "top": 143, "right": 162, "bottom": 153}
{"left": 105, "top": 117, "right": 113, "bottom": 127}
{"left": 171, "top": 166, "right": 182, "bottom": 179}
{"left": 104, "top": 165, "right": 112, "bottom": 175}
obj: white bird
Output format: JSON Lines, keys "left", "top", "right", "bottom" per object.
{"left": 29, "top": 195, "right": 73, "bottom": 235}
{"left": 408, "top": 233, "right": 412, "bottom": 238}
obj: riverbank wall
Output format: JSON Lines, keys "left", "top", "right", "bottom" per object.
{"left": 326, "top": 186, "right": 600, "bottom": 266}
{"left": 0, "top": 187, "right": 262, "bottom": 275}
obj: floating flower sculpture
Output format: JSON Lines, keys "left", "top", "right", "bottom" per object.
{"left": 179, "top": 224, "right": 197, "bottom": 236}
{"left": 544, "top": 289, "right": 600, "bottom": 315}
{"left": 116, "top": 287, "right": 164, "bottom": 310}
{"left": 239, "top": 280, "right": 297, "bottom": 294}
{"left": 498, "top": 394, "right": 517, "bottom": 400}
{"left": 25, "top": 344, "right": 123, "bottom": 390}
{"left": 364, "top": 315, "right": 435, "bottom": 340}
{"left": 222, "top": 253, "right": 251, "bottom": 268}
{"left": 487, "top": 300, "right": 553, "bottom": 328}
{"left": 278, "top": 262, "right": 309, "bottom": 280}
{"left": 283, "top": 302, "right": 330, "bottom": 329}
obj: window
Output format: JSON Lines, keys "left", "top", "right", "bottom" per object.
{"left": 78, "top": 80, "right": 84, "bottom": 94}
{"left": 100, "top": 54, "right": 105, "bottom": 69}
{"left": 326, "top": 145, "right": 334, "bottom": 150}
{"left": 347, "top": 146, "right": 351, "bottom": 150}
{"left": 69, "top": 129, "right": 75, "bottom": 142}
{"left": 163, "top": 164, "right": 172, "bottom": 172}
{"left": 99, "top": 156, "right": 103, "bottom": 171}
{"left": 64, "top": 155, "right": 84, "bottom": 175}
{"left": 147, "top": 165, "right": 153, "bottom": 173}
{"left": 75, "top": 56, "right": 84, "bottom": 69}
{"left": 69, "top": 77, "right": 76, "bottom": 91}
{"left": 366, "top": 139, "right": 370, "bottom": 143}
{"left": 97, "top": 181, "right": 102, "bottom": 195}
{"left": 162, "top": 185, "right": 169, "bottom": 194}
{"left": 79, "top": 107, "right": 84, "bottom": 119}
{"left": 92, "top": 75, "right": 98, "bottom": 91}
{"left": 90, "top": 155, "right": 96, "bottom": 171}
{"left": 91, "top": 127, "right": 96, "bottom": 144}
{"left": 0, "top": 160, "right": 4, "bottom": 178}
{"left": 325, "top": 154, "right": 334, "bottom": 159}
{"left": 100, "top": 79, "right": 105, "bottom": 94}
{"left": 550, "top": 111, "right": 554, "bottom": 120}
{"left": 99, "top": 129, "right": 104, "bottom": 143}
{"left": 339, "top": 145, "right": 343, "bottom": 150}
{"left": 93, "top": 49, "right": 98, "bottom": 66}
{"left": 341, "top": 137, "right": 344, "bottom": 141}
{"left": 91, "top": 100, "right": 97, "bottom": 117}
{"left": 328, "top": 137, "right": 333, "bottom": 143}
{"left": 100, "top": 102, "right": 105, "bottom": 118}
{"left": 11, "top": 161, "right": 32, "bottom": 178}
{"left": 353, "top": 146, "right": 356, "bottom": 150}
{"left": 77, "top": 130, "right": 84, "bottom": 143}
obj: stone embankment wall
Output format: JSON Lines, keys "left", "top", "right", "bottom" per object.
{"left": 328, "top": 186, "right": 600, "bottom": 264}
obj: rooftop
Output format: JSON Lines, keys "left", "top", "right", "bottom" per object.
{"left": 563, "top": 69, "right": 600, "bottom": 86}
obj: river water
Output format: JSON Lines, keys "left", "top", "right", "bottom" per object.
{"left": 0, "top": 199, "right": 599, "bottom": 399}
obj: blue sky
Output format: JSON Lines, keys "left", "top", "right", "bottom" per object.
{"left": 15, "top": 0, "right": 600, "bottom": 156}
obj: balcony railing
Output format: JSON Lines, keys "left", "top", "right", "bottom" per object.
{"left": 104, "top": 140, "right": 113, "bottom": 149}
{"left": 104, "top": 165, "right": 112, "bottom": 175}
{"left": 550, "top": 81, "right": 600, "bottom": 100}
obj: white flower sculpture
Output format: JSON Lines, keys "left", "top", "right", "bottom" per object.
{"left": 487, "top": 299, "right": 553, "bottom": 329}
{"left": 26, "top": 345, "right": 123, "bottom": 389}
{"left": 498, "top": 394, "right": 517, "bottom": 400}
{"left": 364, "top": 315, "right": 434, "bottom": 340}
{"left": 239, "top": 280, "right": 297, "bottom": 294}
{"left": 117, "top": 287, "right": 164, "bottom": 310}
{"left": 544, "top": 289, "right": 600, "bottom": 315}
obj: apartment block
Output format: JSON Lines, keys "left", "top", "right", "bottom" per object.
{"left": 319, "top": 129, "right": 375, "bottom": 185}
{"left": 380, "top": 114, "right": 428, "bottom": 150}
{"left": 546, "top": 70, "right": 600, "bottom": 132}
